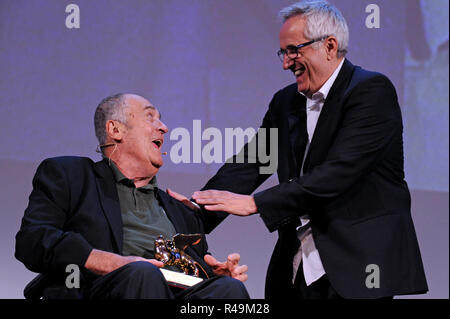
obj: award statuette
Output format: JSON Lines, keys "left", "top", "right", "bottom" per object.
{"left": 154, "top": 234, "right": 209, "bottom": 289}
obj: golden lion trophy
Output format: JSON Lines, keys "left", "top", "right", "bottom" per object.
{"left": 154, "top": 234, "right": 209, "bottom": 285}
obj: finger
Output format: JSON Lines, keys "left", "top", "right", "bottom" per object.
{"left": 166, "top": 188, "right": 187, "bottom": 200}
{"left": 167, "top": 188, "right": 199, "bottom": 211}
{"left": 204, "top": 254, "right": 220, "bottom": 266}
{"left": 193, "top": 190, "right": 226, "bottom": 199}
{"left": 232, "top": 265, "right": 248, "bottom": 275}
{"left": 235, "top": 273, "right": 248, "bottom": 282}
{"left": 192, "top": 191, "right": 208, "bottom": 199}
{"left": 148, "top": 259, "right": 164, "bottom": 268}
{"left": 204, "top": 204, "right": 227, "bottom": 211}
{"left": 193, "top": 192, "right": 229, "bottom": 204}
{"left": 127, "top": 256, "right": 146, "bottom": 264}
{"left": 227, "top": 253, "right": 241, "bottom": 264}
{"left": 194, "top": 197, "right": 223, "bottom": 205}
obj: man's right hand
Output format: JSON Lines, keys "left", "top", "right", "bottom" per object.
{"left": 84, "top": 249, "right": 164, "bottom": 276}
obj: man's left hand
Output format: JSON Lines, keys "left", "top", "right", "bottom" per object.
{"left": 166, "top": 188, "right": 200, "bottom": 211}
{"left": 192, "top": 190, "right": 257, "bottom": 216}
{"left": 204, "top": 253, "right": 248, "bottom": 282}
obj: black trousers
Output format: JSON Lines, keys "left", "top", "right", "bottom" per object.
{"left": 84, "top": 261, "right": 250, "bottom": 299}
{"left": 291, "top": 262, "right": 342, "bottom": 299}
{"left": 291, "top": 262, "right": 394, "bottom": 299}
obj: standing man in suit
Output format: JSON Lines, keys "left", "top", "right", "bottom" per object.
{"left": 15, "top": 93, "right": 249, "bottom": 299}
{"left": 172, "top": 0, "right": 428, "bottom": 299}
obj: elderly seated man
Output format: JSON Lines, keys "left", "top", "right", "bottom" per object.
{"left": 15, "top": 93, "right": 249, "bottom": 299}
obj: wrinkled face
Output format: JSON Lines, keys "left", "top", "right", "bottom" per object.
{"left": 121, "top": 95, "right": 168, "bottom": 171}
{"left": 279, "top": 16, "right": 329, "bottom": 96}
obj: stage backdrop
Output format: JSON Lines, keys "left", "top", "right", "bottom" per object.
{"left": 0, "top": 0, "right": 448, "bottom": 298}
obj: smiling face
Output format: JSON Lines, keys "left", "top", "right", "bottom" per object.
{"left": 118, "top": 94, "right": 168, "bottom": 173}
{"left": 279, "top": 16, "right": 337, "bottom": 97}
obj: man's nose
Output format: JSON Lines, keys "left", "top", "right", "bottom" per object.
{"left": 282, "top": 55, "right": 294, "bottom": 70}
{"left": 157, "top": 119, "right": 169, "bottom": 134}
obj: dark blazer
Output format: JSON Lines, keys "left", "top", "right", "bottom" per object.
{"left": 200, "top": 59, "right": 428, "bottom": 298}
{"left": 15, "top": 156, "right": 214, "bottom": 299}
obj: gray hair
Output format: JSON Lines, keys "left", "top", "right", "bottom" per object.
{"left": 94, "top": 93, "right": 129, "bottom": 145}
{"left": 279, "top": 0, "right": 349, "bottom": 57}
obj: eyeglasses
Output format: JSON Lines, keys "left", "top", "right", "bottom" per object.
{"left": 277, "top": 36, "right": 329, "bottom": 62}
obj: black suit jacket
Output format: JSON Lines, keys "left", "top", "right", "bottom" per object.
{"left": 15, "top": 156, "right": 214, "bottom": 299}
{"left": 200, "top": 59, "right": 428, "bottom": 298}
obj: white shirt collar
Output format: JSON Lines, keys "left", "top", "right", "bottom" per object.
{"left": 299, "top": 58, "right": 345, "bottom": 103}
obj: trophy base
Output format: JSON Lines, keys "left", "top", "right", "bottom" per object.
{"left": 160, "top": 268, "right": 204, "bottom": 289}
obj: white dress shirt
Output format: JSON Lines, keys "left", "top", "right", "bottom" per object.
{"left": 292, "top": 58, "right": 345, "bottom": 286}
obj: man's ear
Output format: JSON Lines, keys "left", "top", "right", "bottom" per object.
{"left": 105, "top": 120, "right": 126, "bottom": 142}
{"left": 325, "top": 36, "right": 339, "bottom": 58}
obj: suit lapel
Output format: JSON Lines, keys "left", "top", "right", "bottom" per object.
{"left": 303, "top": 60, "right": 355, "bottom": 171}
{"left": 93, "top": 160, "right": 123, "bottom": 253}
{"left": 156, "top": 189, "right": 188, "bottom": 234}
{"left": 287, "top": 93, "right": 307, "bottom": 177}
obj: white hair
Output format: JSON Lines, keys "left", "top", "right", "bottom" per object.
{"left": 94, "top": 93, "right": 129, "bottom": 145}
{"left": 279, "top": 0, "right": 349, "bottom": 57}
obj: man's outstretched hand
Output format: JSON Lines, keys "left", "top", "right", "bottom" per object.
{"left": 204, "top": 253, "right": 248, "bottom": 282}
{"left": 192, "top": 190, "right": 257, "bottom": 216}
{"left": 167, "top": 188, "right": 257, "bottom": 216}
